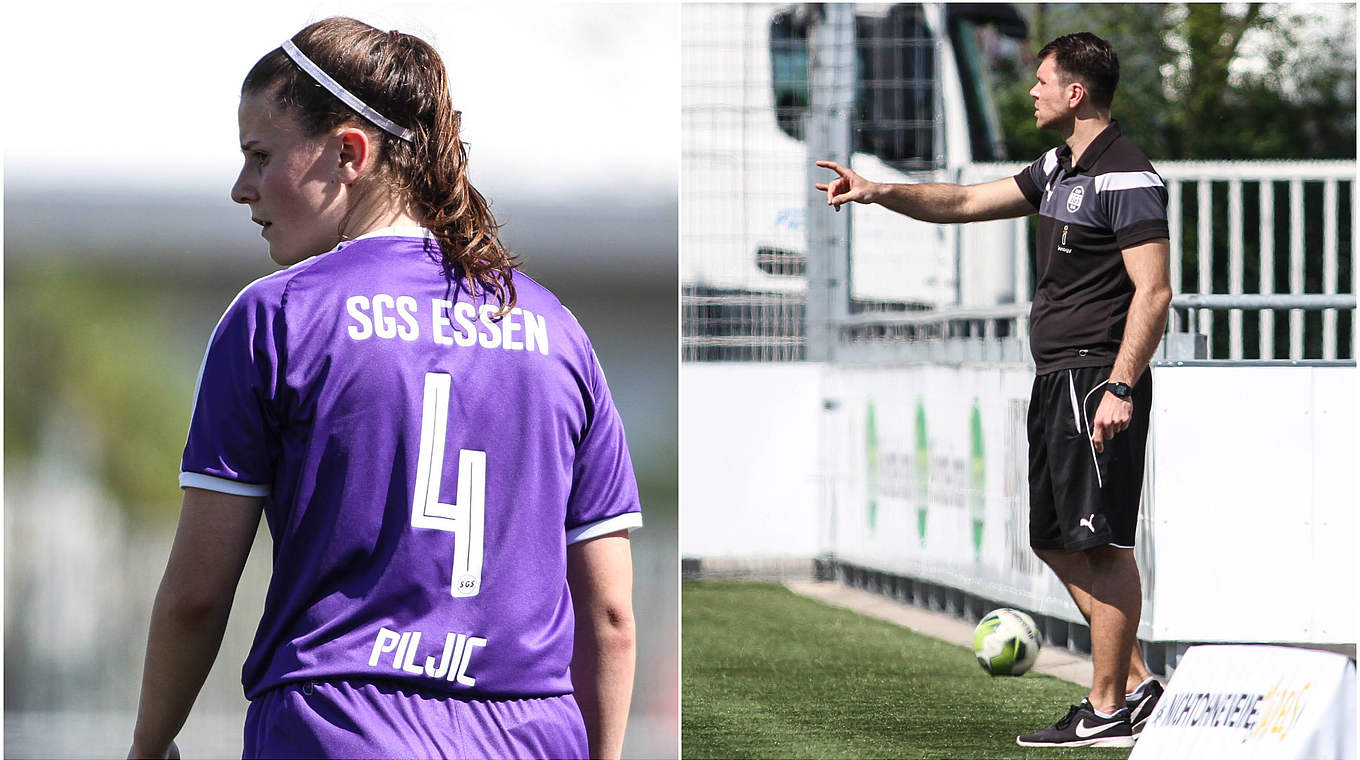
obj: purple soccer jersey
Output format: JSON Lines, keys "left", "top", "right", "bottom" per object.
{"left": 181, "top": 227, "right": 642, "bottom": 701}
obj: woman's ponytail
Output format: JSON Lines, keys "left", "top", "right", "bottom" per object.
{"left": 412, "top": 71, "right": 517, "bottom": 313}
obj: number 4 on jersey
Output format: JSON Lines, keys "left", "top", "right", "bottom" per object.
{"left": 411, "top": 372, "right": 485, "bottom": 598}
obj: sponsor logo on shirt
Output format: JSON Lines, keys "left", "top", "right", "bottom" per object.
{"left": 369, "top": 626, "right": 488, "bottom": 686}
{"left": 1058, "top": 224, "right": 1073, "bottom": 254}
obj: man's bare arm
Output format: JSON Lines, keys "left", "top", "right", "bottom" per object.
{"left": 129, "top": 488, "right": 262, "bottom": 759}
{"left": 1091, "top": 238, "right": 1173, "bottom": 452}
{"left": 815, "top": 160, "right": 1034, "bottom": 223}
{"left": 1110, "top": 238, "right": 1173, "bottom": 385}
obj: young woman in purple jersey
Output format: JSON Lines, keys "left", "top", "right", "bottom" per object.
{"left": 129, "top": 17, "right": 640, "bottom": 760}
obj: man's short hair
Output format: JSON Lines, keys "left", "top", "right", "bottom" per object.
{"left": 1038, "top": 32, "right": 1119, "bottom": 110}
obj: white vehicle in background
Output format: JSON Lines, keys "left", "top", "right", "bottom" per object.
{"left": 682, "top": 3, "right": 1031, "bottom": 340}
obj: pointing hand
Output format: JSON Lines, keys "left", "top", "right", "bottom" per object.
{"left": 815, "top": 160, "right": 875, "bottom": 212}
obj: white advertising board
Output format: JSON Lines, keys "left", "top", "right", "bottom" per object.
{"left": 819, "top": 362, "right": 1115, "bottom": 628}
{"left": 820, "top": 363, "right": 1355, "bottom": 643}
{"left": 1130, "top": 645, "right": 1355, "bottom": 760}
{"left": 1146, "top": 366, "right": 1356, "bottom": 642}
{"left": 683, "top": 361, "right": 1356, "bottom": 646}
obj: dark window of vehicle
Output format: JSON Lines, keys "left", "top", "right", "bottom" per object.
{"left": 947, "top": 4, "right": 1029, "bottom": 162}
{"left": 770, "top": 7, "right": 812, "bottom": 141}
{"left": 770, "top": 4, "right": 938, "bottom": 170}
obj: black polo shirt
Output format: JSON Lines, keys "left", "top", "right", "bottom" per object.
{"left": 1013, "top": 121, "right": 1169, "bottom": 375}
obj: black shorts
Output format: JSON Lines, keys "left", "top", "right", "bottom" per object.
{"left": 1028, "top": 365, "right": 1151, "bottom": 552}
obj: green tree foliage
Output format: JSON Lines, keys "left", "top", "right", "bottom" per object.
{"left": 4, "top": 262, "right": 230, "bottom": 523}
{"left": 994, "top": 3, "right": 1356, "bottom": 160}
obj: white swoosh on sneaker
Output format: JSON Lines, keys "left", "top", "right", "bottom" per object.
{"left": 1074, "top": 720, "right": 1119, "bottom": 738}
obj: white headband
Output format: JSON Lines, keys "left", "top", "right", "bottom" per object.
{"left": 281, "top": 39, "right": 415, "bottom": 142}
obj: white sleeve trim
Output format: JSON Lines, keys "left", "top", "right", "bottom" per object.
{"left": 1041, "top": 148, "right": 1059, "bottom": 175}
{"left": 1094, "top": 171, "right": 1164, "bottom": 192}
{"left": 179, "top": 472, "right": 270, "bottom": 497}
{"left": 567, "top": 512, "right": 643, "bottom": 544}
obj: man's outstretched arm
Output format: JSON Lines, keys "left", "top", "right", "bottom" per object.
{"left": 815, "top": 160, "right": 1034, "bottom": 223}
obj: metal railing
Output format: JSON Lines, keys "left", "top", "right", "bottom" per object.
{"left": 1160, "top": 162, "right": 1354, "bottom": 361}
{"left": 1168, "top": 293, "right": 1357, "bottom": 363}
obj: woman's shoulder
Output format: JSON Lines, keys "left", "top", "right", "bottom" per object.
{"left": 510, "top": 271, "right": 592, "bottom": 339}
{"left": 509, "top": 270, "right": 564, "bottom": 311}
{"left": 217, "top": 262, "right": 307, "bottom": 317}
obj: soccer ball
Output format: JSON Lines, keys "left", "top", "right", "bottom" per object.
{"left": 973, "top": 608, "right": 1041, "bottom": 676}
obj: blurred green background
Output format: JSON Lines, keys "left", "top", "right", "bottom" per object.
{"left": 4, "top": 4, "right": 678, "bottom": 758}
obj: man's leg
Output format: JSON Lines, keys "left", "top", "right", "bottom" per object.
{"left": 1018, "top": 368, "right": 1157, "bottom": 747}
{"left": 1034, "top": 546, "right": 1152, "bottom": 696}
{"left": 1083, "top": 545, "right": 1143, "bottom": 714}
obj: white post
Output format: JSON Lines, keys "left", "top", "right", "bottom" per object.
{"left": 804, "top": 3, "right": 855, "bottom": 362}
{"left": 1259, "top": 181, "right": 1275, "bottom": 360}
{"left": 1168, "top": 180, "right": 1183, "bottom": 296}
{"left": 1228, "top": 179, "right": 1244, "bottom": 360}
{"left": 1322, "top": 178, "right": 1338, "bottom": 361}
{"left": 1289, "top": 179, "right": 1304, "bottom": 360}
{"left": 1198, "top": 180, "right": 1214, "bottom": 358}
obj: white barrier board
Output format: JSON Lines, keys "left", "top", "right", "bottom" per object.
{"left": 683, "top": 361, "right": 1356, "bottom": 646}
{"left": 819, "top": 362, "right": 1355, "bottom": 643}
{"left": 1145, "top": 366, "right": 1357, "bottom": 642}
{"left": 819, "top": 362, "right": 1094, "bottom": 624}
{"left": 1130, "top": 645, "right": 1355, "bottom": 760}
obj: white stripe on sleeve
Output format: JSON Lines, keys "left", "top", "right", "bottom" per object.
{"left": 1041, "top": 148, "right": 1059, "bottom": 175}
{"left": 567, "top": 512, "right": 643, "bottom": 544}
{"left": 179, "top": 472, "right": 270, "bottom": 497}
{"left": 1094, "top": 171, "right": 1164, "bottom": 193}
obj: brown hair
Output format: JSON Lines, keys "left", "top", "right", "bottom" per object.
{"left": 1038, "top": 32, "right": 1119, "bottom": 110}
{"left": 243, "top": 17, "right": 516, "bottom": 311}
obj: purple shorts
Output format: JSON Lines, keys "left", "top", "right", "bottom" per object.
{"left": 243, "top": 679, "right": 588, "bottom": 759}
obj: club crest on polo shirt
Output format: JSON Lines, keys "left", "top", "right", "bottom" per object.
{"left": 1067, "top": 185, "right": 1085, "bottom": 213}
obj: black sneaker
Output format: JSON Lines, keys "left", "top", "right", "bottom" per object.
{"left": 1127, "top": 679, "right": 1164, "bottom": 735}
{"left": 1016, "top": 700, "right": 1135, "bottom": 748}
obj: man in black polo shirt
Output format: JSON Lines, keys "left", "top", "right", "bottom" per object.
{"left": 816, "top": 33, "right": 1172, "bottom": 748}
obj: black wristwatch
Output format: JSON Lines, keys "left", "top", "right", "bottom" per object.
{"left": 1104, "top": 381, "right": 1133, "bottom": 400}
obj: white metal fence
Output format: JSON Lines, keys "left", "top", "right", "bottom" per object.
{"left": 1160, "top": 162, "right": 1354, "bottom": 361}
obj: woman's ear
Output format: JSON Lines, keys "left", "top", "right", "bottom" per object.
{"left": 334, "top": 127, "right": 372, "bottom": 184}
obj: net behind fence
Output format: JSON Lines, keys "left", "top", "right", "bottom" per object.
{"left": 683, "top": 4, "right": 811, "bottom": 361}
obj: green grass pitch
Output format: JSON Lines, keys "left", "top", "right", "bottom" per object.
{"left": 682, "top": 582, "right": 1132, "bottom": 759}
